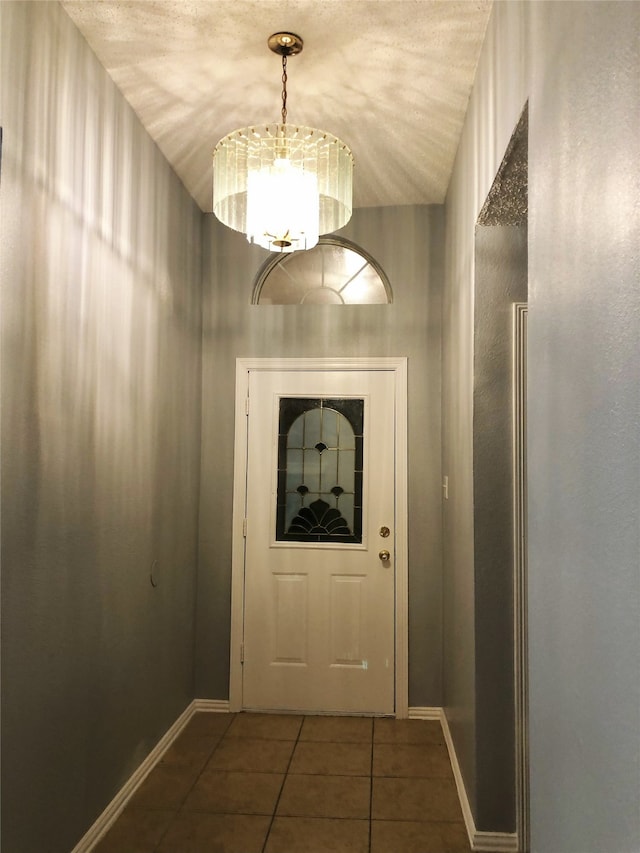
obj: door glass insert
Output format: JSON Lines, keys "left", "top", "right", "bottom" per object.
{"left": 276, "top": 398, "right": 364, "bottom": 543}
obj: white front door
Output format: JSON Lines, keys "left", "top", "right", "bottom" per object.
{"left": 241, "top": 368, "right": 396, "bottom": 714}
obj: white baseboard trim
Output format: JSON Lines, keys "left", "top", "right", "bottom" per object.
{"left": 192, "top": 698, "right": 231, "bottom": 713}
{"left": 71, "top": 699, "right": 231, "bottom": 852}
{"left": 440, "top": 710, "right": 519, "bottom": 853}
{"left": 407, "top": 705, "right": 444, "bottom": 721}
{"left": 439, "top": 709, "right": 476, "bottom": 846}
{"left": 472, "top": 833, "right": 520, "bottom": 852}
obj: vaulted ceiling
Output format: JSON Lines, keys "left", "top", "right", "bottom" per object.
{"left": 62, "top": 0, "right": 492, "bottom": 212}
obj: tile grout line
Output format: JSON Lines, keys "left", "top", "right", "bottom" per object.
{"left": 145, "top": 713, "right": 469, "bottom": 852}
{"left": 152, "top": 713, "right": 236, "bottom": 853}
{"left": 260, "top": 716, "right": 305, "bottom": 853}
{"left": 368, "top": 717, "right": 375, "bottom": 853}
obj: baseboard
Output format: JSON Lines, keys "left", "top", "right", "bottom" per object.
{"left": 439, "top": 710, "right": 476, "bottom": 846}
{"left": 440, "top": 710, "right": 519, "bottom": 853}
{"left": 70, "top": 699, "right": 231, "bottom": 852}
{"left": 192, "top": 698, "right": 231, "bottom": 713}
{"left": 472, "top": 832, "right": 520, "bottom": 852}
{"left": 407, "top": 705, "right": 444, "bottom": 721}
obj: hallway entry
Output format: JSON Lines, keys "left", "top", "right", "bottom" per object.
{"left": 230, "top": 359, "right": 408, "bottom": 716}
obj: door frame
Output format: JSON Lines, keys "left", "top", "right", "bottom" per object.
{"left": 513, "top": 304, "right": 529, "bottom": 852}
{"left": 229, "top": 357, "right": 409, "bottom": 717}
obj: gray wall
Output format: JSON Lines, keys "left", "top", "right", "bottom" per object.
{"left": 443, "top": 0, "right": 640, "bottom": 847}
{"left": 527, "top": 4, "right": 640, "bottom": 851}
{"left": 0, "top": 4, "right": 203, "bottom": 851}
{"left": 196, "top": 206, "right": 444, "bottom": 708}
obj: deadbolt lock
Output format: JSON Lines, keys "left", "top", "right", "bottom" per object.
{"left": 379, "top": 526, "right": 390, "bottom": 538}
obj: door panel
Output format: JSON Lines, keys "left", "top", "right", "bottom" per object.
{"left": 242, "top": 369, "right": 395, "bottom": 714}
{"left": 273, "top": 573, "right": 307, "bottom": 663}
{"left": 330, "top": 575, "right": 366, "bottom": 665}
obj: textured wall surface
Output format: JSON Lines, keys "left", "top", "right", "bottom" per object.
{"left": 444, "top": 0, "right": 640, "bottom": 848}
{"left": 526, "top": 3, "right": 640, "bottom": 851}
{"left": 0, "top": 4, "right": 202, "bottom": 851}
{"left": 197, "top": 205, "right": 444, "bottom": 707}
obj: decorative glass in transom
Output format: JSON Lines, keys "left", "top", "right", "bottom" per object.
{"left": 253, "top": 236, "right": 392, "bottom": 304}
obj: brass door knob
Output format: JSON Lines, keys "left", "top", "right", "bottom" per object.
{"left": 379, "top": 550, "right": 391, "bottom": 562}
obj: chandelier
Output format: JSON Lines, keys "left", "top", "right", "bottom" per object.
{"left": 212, "top": 32, "right": 353, "bottom": 253}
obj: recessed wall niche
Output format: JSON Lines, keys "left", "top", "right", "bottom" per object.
{"left": 472, "top": 103, "right": 528, "bottom": 841}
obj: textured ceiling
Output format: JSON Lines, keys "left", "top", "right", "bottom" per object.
{"left": 62, "top": 0, "right": 492, "bottom": 212}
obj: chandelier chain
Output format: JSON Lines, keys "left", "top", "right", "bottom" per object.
{"left": 281, "top": 55, "right": 288, "bottom": 124}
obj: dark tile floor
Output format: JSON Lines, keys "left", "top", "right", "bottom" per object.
{"left": 93, "top": 712, "right": 471, "bottom": 853}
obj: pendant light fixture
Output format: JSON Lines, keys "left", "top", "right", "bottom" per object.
{"left": 212, "top": 32, "right": 353, "bottom": 253}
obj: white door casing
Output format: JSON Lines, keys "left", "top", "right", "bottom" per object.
{"left": 230, "top": 358, "right": 408, "bottom": 717}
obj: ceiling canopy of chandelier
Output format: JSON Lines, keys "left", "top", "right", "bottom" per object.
{"left": 212, "top": 32, "right": 353, "bottom": 253}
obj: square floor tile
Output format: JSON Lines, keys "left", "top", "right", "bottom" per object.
{"left": 373, "top": 742, "right": 454, "bottom": 778}
{"left": 225, "top": 712, "right": 303, "bottom": 740}
{"left": 374, "top": 718, "right": 444, "bottom": 745}
{"left": 265, "top": 816, "right": 369, "bottom": 853}
{"left": 182, "top": 712, "right": 235, "bottom": 739}
{"left": 299, "top": 715, "right": 373, "bottom": 743}
{"left": 92, "top": 807, "right": 175, "bottom": 853}
{"left": 277, "top": 773, "right": 370, "bottom": 819}
{"left": 372, "top": 777, "right": 463, "bottom": 822}
{"left": 371, "top": 819, "right": 471, "bottom": 852}
{"left": 207, "top": 737, "right": 295, "bottom": 773}
{"left": 128, "top": 763, "right": 200, "bottom": 810}
{"left": 90, "top": 713, "right": 465, "bottom": 853}
{"left": 160, "top": 734, "right": 220, "bottom": 771}
{"left": 156, "top": 812, "right": 270, "bottom": 853}
{"left": 289, "top": 741, "right": 371, "bottom": 776}
{"left": 182, "top": 770, "right": 284, "bottom": 814}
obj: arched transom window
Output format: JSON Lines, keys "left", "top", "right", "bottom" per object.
{"left": 253, "top": 236, "right": 392, "bottom": 305}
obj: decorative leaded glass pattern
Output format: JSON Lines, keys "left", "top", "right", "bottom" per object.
{"left": 252, "top": 236, "right": 392, "bottom": 305}
{"left": 276, "top": 398, "right": 364, "bottom": 543}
